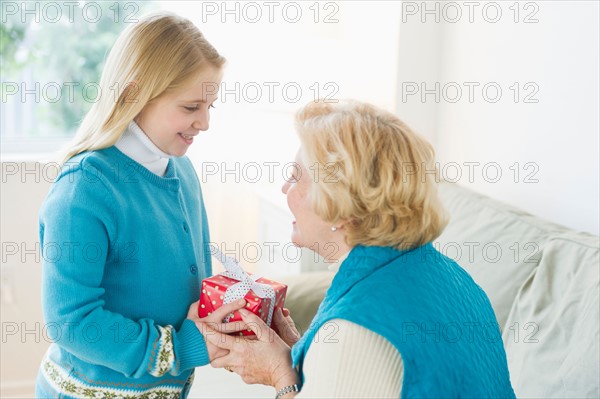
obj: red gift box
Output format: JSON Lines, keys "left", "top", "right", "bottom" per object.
{"left": 198, "top": 273, "right": 287, "bottom": 336}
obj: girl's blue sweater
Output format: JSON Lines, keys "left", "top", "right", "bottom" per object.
{"left": 35, "top": 146, "right": 212, "bottom": 398}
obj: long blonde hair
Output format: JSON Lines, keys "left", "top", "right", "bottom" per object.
{"left": 296, "top": 100, "right": 448, "bottom": 250}
{"left": 61, "top": 11, "right": 225, "bottom": 164}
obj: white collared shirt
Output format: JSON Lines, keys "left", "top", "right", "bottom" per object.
{"left": 115, "top": 121, "right": 171, "bottom": 176}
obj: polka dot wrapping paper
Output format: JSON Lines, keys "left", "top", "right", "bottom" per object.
{"left": 198, "top": 245, "right": 288, "bottom": 336}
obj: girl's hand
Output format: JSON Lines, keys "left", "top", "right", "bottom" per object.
{"left": 205, "top": 308, "right": 300, "bottom": 390}
{"left": 187, "top": 299, "right": 249, "bottom": 361}
{"left": 272, "top": 308, "right": 301, "bottom": 347}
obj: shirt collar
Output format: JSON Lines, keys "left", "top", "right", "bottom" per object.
{"left": 115, "top": 121, "right": 171, "bottom": 176}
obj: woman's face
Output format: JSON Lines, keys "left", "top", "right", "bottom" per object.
{"left": 135, "top": 67, "right": 222, "bottom": 157}
{"left": 281, "top": 151, "right": 340, "bottom": 256}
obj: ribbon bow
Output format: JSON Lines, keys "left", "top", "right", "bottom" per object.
{"left": 210, "top": 244, "right": 276, "bottom": 326}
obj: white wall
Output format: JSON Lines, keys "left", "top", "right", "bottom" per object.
{"left": 397, "top": 1, "right": 599, "bottom": 235}
{"left": 0, "top": 161, "right": 53, "bottom": 397}
{"left": 179, "top": 1, "right": 404, "bottom": 273}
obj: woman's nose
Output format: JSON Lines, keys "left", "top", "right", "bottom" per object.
{"left": 282, "top": 180, "right": 290, "bottom": 194}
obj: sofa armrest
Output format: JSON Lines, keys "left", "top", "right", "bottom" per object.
{"left": 276, "top": 271, "right": 334, "bottom": 335}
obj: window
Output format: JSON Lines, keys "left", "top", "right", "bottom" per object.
{"left": 1, "top": 1, "right": 158, "bottom": 153}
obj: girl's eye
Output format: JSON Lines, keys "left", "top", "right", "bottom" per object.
{"left": 184, "top": 104, "right": 215, "bottom": 111}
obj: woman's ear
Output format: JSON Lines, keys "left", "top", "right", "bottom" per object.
{"left": 334, "top": 218, "right": 354, "bottom": 230}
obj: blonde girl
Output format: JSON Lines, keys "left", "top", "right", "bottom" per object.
{"left": 35, "top": 11, "right": 245, "bottom": 399}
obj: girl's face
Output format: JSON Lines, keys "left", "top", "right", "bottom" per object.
{"left": 134, "top": 67, "right": 222, "bottom": 157}
{"left": 281, "top": 151, "right": 339, "bottom": 256}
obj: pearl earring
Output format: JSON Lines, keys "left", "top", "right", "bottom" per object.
{"left": 331, "top": 226, "right": 337, "bottom": 232}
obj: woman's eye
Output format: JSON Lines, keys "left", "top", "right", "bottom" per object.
{"left": 209, "top": 104, "right": 216, "bottom": 109}
{"left": 184, "top": 106, "right": 199, "bottom": 112}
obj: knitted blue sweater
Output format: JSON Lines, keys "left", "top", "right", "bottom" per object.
{"left": 292, "top": 244, "right": 516, "bottom": 398}
{"left": 35, "top": 146, "right": 212, "bottom": 398}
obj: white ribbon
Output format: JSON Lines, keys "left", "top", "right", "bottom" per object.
{"left": 210, "top": 244, "right": 277, "bottom": 326}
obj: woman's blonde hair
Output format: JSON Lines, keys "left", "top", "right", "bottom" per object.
{"left": 60, "top": 11, "right": 225, "bottom": 164}
{"left": 295, "top": 100, "right": 448, "bottom": 250}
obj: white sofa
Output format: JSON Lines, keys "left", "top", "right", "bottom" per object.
{"left": 279, "top": 182, "right": 600, "bottom": 398}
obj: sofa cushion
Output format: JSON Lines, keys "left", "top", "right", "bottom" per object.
{"left": 436, "top": 182, "right": 567, "bottom": 330}
{"left": 503, "top": 233, "right": 599, "bottom": 398}
{"left": 276, "top": 271, "right": 335, "bottom": 335}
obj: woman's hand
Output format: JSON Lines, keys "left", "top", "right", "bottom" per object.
{"left": 187, "top": 299, "right": 249, "bottom": 361}
{"left": 272, "top": 308, "right": 301, "bottom": 347}
{"left": 205, "top": 308, "right": 300, "bottom": 390}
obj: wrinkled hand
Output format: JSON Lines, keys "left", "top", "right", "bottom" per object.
{"left": 272, "top": 308, "right": 301, "bottom": 347}
{"left": 205, "top": 308, "right": 300, "bottom": 390}
{"left": 187, "top": 299, "right": 249, "bottom": 361}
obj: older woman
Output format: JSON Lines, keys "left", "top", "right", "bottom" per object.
{"left": 201, "top": 100, "right": 515, "bottom": 398}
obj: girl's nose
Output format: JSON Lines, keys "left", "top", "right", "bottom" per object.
{"left": 193, "top": 110, "right": 209, "bottom": 131}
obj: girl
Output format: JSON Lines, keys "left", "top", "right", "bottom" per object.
{"left": 35, "top": 11, "right": 246, "bottom": 398}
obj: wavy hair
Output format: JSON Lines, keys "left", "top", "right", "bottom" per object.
{"left": 295, "top": 100, "right": 448, "bottom": 250}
